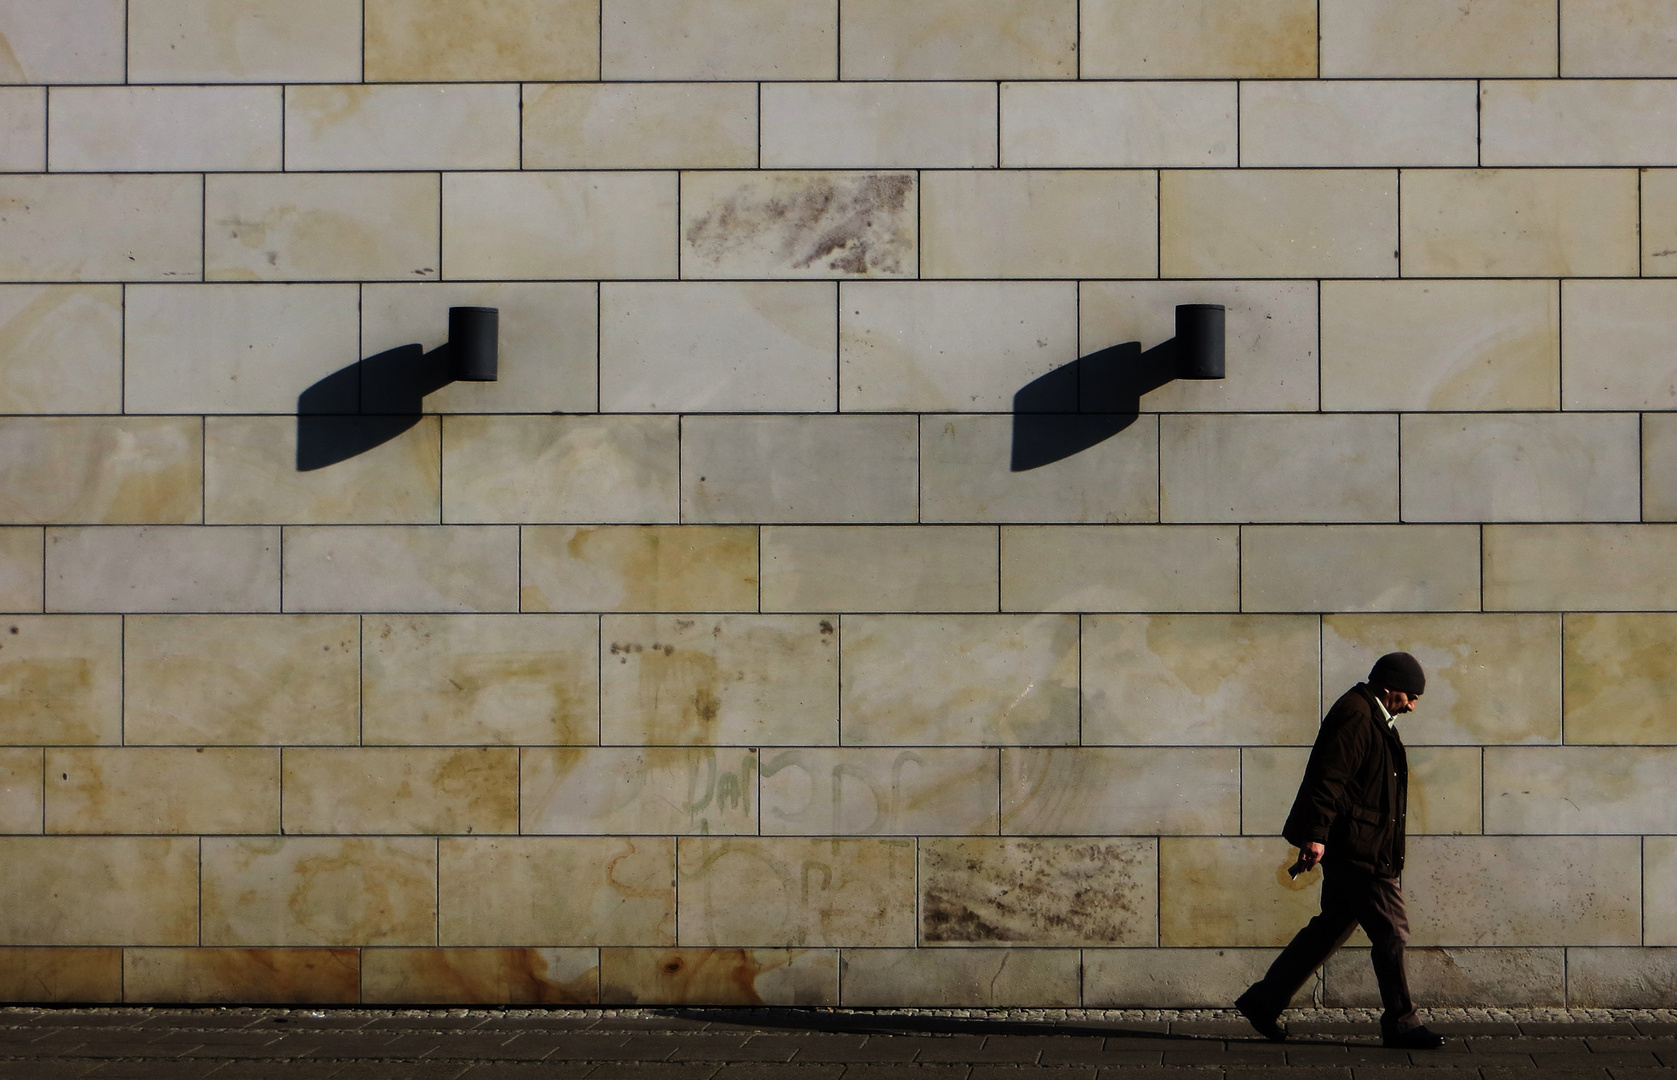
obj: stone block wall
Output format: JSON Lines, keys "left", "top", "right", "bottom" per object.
{"left": 1, "top": 0, "right": 1675, "bottom": 1007}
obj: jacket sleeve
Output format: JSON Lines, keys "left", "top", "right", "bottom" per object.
{"left": 1282, "top": 700, "right": 1371, "bottom": 848}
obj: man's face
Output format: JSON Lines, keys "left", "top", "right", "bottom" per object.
{"left": 1382, "top": 689, "right": 1420, "bottom": 715}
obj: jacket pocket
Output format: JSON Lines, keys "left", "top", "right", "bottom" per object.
{"left": 1349, "top": 805, "right": 1384, "bottom": 827}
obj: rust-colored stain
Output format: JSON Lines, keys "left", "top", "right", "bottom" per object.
{"left": 685, "top": 173, "right": 915, "bottom": 276}
{"left": 602, "top": 948, "right": 787, "bottom": 1006}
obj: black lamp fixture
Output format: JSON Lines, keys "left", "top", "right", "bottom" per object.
{"left": 1174, "top": 303, "right": 1225, "bottom": 380}
{"left": 449, "top": 306, "right": 499, "bottom": 382}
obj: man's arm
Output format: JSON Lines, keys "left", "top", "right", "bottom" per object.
{"left": 1283, "top": 707, "right": 1370, "bottom": 860}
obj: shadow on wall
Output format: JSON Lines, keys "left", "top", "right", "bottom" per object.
{"left": 1010, "top": 339, "right": 1177, "bottom": 472}
{"left": 295, "top": 344, "right": 455, "bottom": 471}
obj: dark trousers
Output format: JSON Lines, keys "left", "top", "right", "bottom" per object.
{"left": 1246, "top": 863, "right": 1419, "bottom": 1033}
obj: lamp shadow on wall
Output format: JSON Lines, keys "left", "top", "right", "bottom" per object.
{"left": 1010, "top": 339, "right": 1177, "bottom": 472}
{"left": 295, "top": 343, "right": 454, "bottom": 471}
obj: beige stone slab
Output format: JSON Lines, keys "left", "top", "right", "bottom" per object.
{"left": 284, "top": 747, "right": 519, "bottom": 836}
{"left": 1002, "top": 82, "right": 1236, "bottom": 168}
{"left": 759, "top": 747, "right": 998, "bottom": 835}
{"left": 1325, "top": 946, "right": 1564, "bottom": 1007}
{"left": 0, "top": 87, "right": 42, "bottom": 170}
{"left": 1320, "top": 0, "right": 1557, "bottom": 76}
{"left": 0, "top": 748, "right": 39, "bottom": 833}
{"left": 363, "top": 614, "right": 599, "bottom": 746}
{"left": 0, "top": 616, "right": 119, "bottom": 745}
{"left": 285, "top": 84, "right": 519, "bottom": 171}
{"left": 0, "top": 175, "right": 201, "bottom": 282}
{"left": 601, "top": 614, "right": 837, "bottom": 746}
{"left": 46, "top": 747, "right": 278, "bottom": 835}
{"left": 1081, "top": 0, "right": 1316, "bottom": 78}
{"left": 1406, "top": 747, "right": 1485, "bottom": 835}
{"left": 0, "top": 417, "right": 201, "bottom": 527}
{"left": 1484, "top": 524, "right": 1677, "bottom": 610}
{"left": 841, "top": 0, "right": 1073, "bottom": 79}
{"left": 442, "top": 416, "right": 678, "bottom": 525}
{"left": 0, "top": 837, "right": 197, "bottom": 945}
{"left": 840, "top": 614, "right": 1077, "bottom": 746}
{"left": 366, "top": 0, "right": 598, "bottom": 81}
{"left": 1648, "top": 837, "right": 1677, "bottom": 945}
{"left": 601, "top": 283, "right": 835, "bottom": 411}
{"left": 760, "top": 526, "right": 997, "bottom": 613}
{"left": 761, "top": 83, "right": 996, "bottom": 169}
{"left": 1563, "top": 0, "right": 1677, "bottom": 75}
{"left": 0, "top": 528, "right": 40, "bottom": 613}
{"left": 1000, "top": 526, "right": 1240, "bottom": 612}
{"left": 1241, "top": 525, "right": 1482, "bottom": 613}
{"left": 1651, "top": 414, "right": 1677, "bottom": 520}
{"left": 1080, "top": 614, "right": 1320, "bottom": 745}
{"left": 203, "top": 837, "right": 437, "bottom": 947}
{"left": 525, "top": 83, "right": 755, "bottom": 170}
{"left": 1402, "top": 169, "right": 1639, "bottom": 277}
{"left": 1564, "top": 612, "right": 1677, "bottom": 744}
{"left": 522, "top": 526, "right": 757, "bottom": 613}
{"left": 362, "top": 947, "right": 600, "bottom": 1005}
{"left": 839, "top": 948, "right": 1079, "bottom": 1007}
{"left": 0, "top": 947, "right": 120, "bottom": 1003}
{"left": 0, "top": 0, "right": 125, "bottom": 83}
{"left": 49, "top": 86, "right": 280, "bottom": 172}
{"left": 682, "top": 172, "right": 915, "bottom": 280}
{"left": 123, "top": 948, "right": 359, "bottom": 1005}
{"left": 46, "top": 526, "right": 280, "bottom": 614}
{"left": 443, "top": 172, "right": 676, "bottom": 280}
{"left": 1084, "top": 948, "right": 1304, "bottom": 1008}
{"left": 1567, "top": 947, "right": 1677, "bottom": 1006}
{"left": 128, "top": 0, "right": 362, "bottom": 82}
{"left": 1161, "top": 169, "right": 1397, "bottom": 279}
{"left": 1485, "top": 747, "right": 1677, "bottom": 833}
{"left": 206, "top": 416, "right": 440, "bottom": 526}
{"left": 922, "top": 169, "right": 1157, "bottom": 278}
{"left": 125, "top": 614, "right": 358, "bottom": 746}
{"left": 522, "top": 747, "right": 758, "bottom": 835}
{"left": 1240, "top": 81, "right": 1477, "bottom": 167}
{"left": 681, "top": 415, "right": 918, "bottom": 524}
{"left": 839, "top": 282, "right": 1075, "bottom": 411}
{"left": 1159, "top": 837, "right": 1325, "bottom": 947}
{"left": 441, "top": 836, "right": 674, "bottom": 946}
{"left": 1406, "top": 836, "right": 1640, "bottom": 946}
{"left": 206, "top": 174, "right": 439, "bottom": 282}
{"left": 0, "top": 285, "right": 122, "bottom": 414}
{"left": 1562, "top": 280, "right": 1677, "bottom": 408}
{"left": 1484, "top": 78, "right": 1677, "bottom": 165}
{"left": 282, "top": 526, "right": 518, "bottom": 613}
{"left": 602, "top": 0, "right": 835, "bottom": 79}
{"left": 602, "top": 947, "right": 833, "bottom": 1005}
{"left": 1239, "top": 746, "right": 1309, "bottom": 837}
{"left": 1001, "top": 748, "right": 1239, "bottom": 835}
{"left": 677, "top": 836, "right": 914, "bottom": 947}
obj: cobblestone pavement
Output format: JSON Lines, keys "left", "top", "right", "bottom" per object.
{"left": 2, "top": 1006, "right": 1674, "bottom": 1079}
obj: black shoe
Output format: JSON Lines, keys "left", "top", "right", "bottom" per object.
{"left": 1234, "top": 988, "right": 1287, "bottom": 1042}
{"left": 1383, "top": 1025, "right": 1448, "bottom": 1050}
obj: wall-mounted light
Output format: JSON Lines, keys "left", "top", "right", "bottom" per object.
{"left": 449, "top": 306, "right": 499, "bottom": 382}
{"left": 1175, "top": 303, "right": 1225, "bottom": 380}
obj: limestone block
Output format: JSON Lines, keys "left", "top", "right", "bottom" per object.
{"left": 1405, "top": 836, "right": 1640, "bottom": 945}
{"left": 442, "top": 417, "right": 677, "bottom": 525}
{"left": 283, "top": 747, "right": 520, "bottom": 835}
{"left": 124, "top": 614, "right": 359, "bottom": 746}
{"left": 839, "top": 282, "right": 1075, "bottom": 411}
{"left": 683, "top": 172, "right": 915, "bottom": 279}
{"left": 921, "top": 170, "right": 1157, "bottom": 278}
{"left": 602, "top": 947, "right": 834, "bottom": 1005}
{"left": 1484, "top": 524, "right": 1677, "bottom": 610}
{"left": 677, "top": 836, "right": 914, "bottom": 947}
{"left": 443, "top": 171, "right": 676, "bottom": 280}
{"left": 0, "top": 948, "right": 120, "bottom": 1002}
{"left": 1159, "top": 837, "right": 1325, "bottom": 947}
{"left": 123, "top": 948, "right": 359, "bottom": 1005}
{"left": 600, "top": 614, "right": 837, "bottom": 746}
{"left": 1320, "top": 0, "right": 1557, "bottom": 76}
{"left": 203, "top": 837, "right": 438, "bottom": 947}
{"left": 681, "top": 415, "right": 918, "bottom": 523}
{"left": 46, "top": 526, "right": 280, "bottom": 614}
{"left": 521, "top": 526, "right": 758, "bottom": 613}
{"left": 1401, "top": 169, "right": 1639, "bottom": 277}
{"left": 760, "top": 526, "right": 998, "bottom": 613}
{"left": 125, "top": 284, "right": 358, "bottom": 414}
{"left": 0, "top": 616, "right": 119, "bottom": 745}
{"left": 1239, "top": 747, "right": 1309, "bottom": 837}
{"left": 1567, "top": 947, "right": 1677, "bottom": 1006}
{"left": 1240, "top": 81, "right": 1476, "bottom": 167}
{"left": 1001, "top": 82, "right": 1235, "bottom": 168}
{"left": 601, "top": 0, "right": 835, "bottom": 79}
{"left": 1650, "top": 414, "right": 1677, "bottom": 520}
{"left": 362, "top": 947, "right": 600, "bottom": 1005}
{"left": 1241, "top": 525, "right": 1481, "bottom": 613}
{"left": 1001, "top": 748, "right": 1240, "bottom": 835}
{"left": 840, "top": 614, "right": 1078, "bottom": 746}
{"left": 1485, "top": 747, "right": 1677, "bottom": 833}
{"left": 0, "top": 748, "right": 39, "bottom": 833}
{"left": 841, "top": 0, "right": 1073, "bottom": 79}
{"left": 0, "top": 285, "right": 122, "bottom": 414}
{"left": 1563, "top": 0, "right": 1677, "bottom": 74}
{"left": 0, "top": 175, "right": 201, "bottom": 282}
{"left": 0, "top": 88, "right": 42, "bottom": 170}
{"left": 600, "top": 282, "right": 836, "bottom": 410}
{"left": 285, "top": 84, "right": 519, "bottom": 170}
{"left": 1161, "top": 169, "right": 1397, "bottom": 279}
{"left": 441, "top": 836, "right": 674, "bottom": 946}
{"left": 0, "top": 417, "right": 201, "bottom": 526}
{"left": 0, "top": 837, "right": 198, "bottom": 945}
{"left": 366, "top": 0, "right": 599, "bottom": 80}
{"left": 1561, "top": 280, "right": 1677, "bottom": 408}
{"left": 1079, "top": 280, "right": 1320, "bottom": 413}
{"left": 759, "top": 747, "right": 999, "bottom": 835}
{"left": 762, "top": 83, "right": 994, "bottom": 169}
{"left": 999, "top": 526, "right": 1240, "bottom": 612}
{"left": 839, "top": 948, "right": 1079, "bottom": 1007}
{"left": 0, "top": 0, "right": 125, "bottom": 83}
{"left": 281, "top": 526, "right": 518, "bottom": 613}
{"left": 922, "top": 837, "right": 1156, "bottom": 946}
{"left": 363, "top": 614, "right": 599, "bottom": 746}
{"left": 0, "top": 528, "right": 39, "bottom": 612}
{"left": 1080, "top": 0, "right": 1316, "bottom": 78}
{"left": 46, "top": 747, "right": 278, "bottom": 834}
{"left": 1084, "top": 948, "right": 1303, "bottom": 1008}
{"left": 1325, "top": 947, "right": 1564, "bottom": 1007}
{"left": 49, "top": 86, "right": 280, "bottom": 172}
{"left": 1160, "top": 414, "right": 1399, "bottom": 523}
{"left": 205, "top": 416, "right": 440, "bottom": 526}
{"left": 1483, "top": 79, "right": 1677, "bottom": 165}
{"left": 128, "top": 0, "right": 361, "bottom": 82}
{"left": 1320, "top": 280, "right": 1559, "bottom": 412}
{"left": 1081, "top": 614, "right": 1320, "bottom": 746}
{"left": 1564, "top": 612, "right": 1677, "bottom": 744}
{"left": 206, "top": 174, "right": 439, "bottom": 282}
{"left": 521, "top": 747, "right": 759, "bottom": 835}
{"left": 525, "top": 83, "right": 756, "bottom": 169}
{"left": 1652, "top": 838, "right": 1677, "bottom": 944}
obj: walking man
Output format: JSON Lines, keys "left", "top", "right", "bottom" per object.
{"left": 1235, "top": 652, "right": 1448, "bottom": 1050}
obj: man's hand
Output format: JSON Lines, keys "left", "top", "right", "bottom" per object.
{"left": 1300, "top": 842, "right": 1325, "bottom": 869}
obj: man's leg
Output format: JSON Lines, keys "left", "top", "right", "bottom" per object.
{"left": 1238, "top": 867, "right": 1360, "bottom": 1027}
{"left": 1356, "top": 874, "right": 1419, "bottom": 1035}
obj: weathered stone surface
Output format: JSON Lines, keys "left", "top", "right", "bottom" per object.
{"left": 1001, "top": 526, "right": 1240, "bottom": 612}
{"left": 1001, "top": 748, "right": 1239, "bottom": 835}
{"left": 1406, "top": 836, "right": 1640, "bottom": 946}
{"left": 839, "top": 949, "right": 1080, "bottom": 1007}
{"left": 1159, "top": 837, "right": 1324, "bottom": 947}
{"left": 365, "top": 0, "right": 598, "bottom": 80}
{"left": 361, "top": 948, "right": 599, "bottom": 1005}
{"left": 1485, "top": 747, "right": 1677, "bottom": 833}
{"left": 600, "top": 948, "right": 836, "bottom": 1006}
{"left": 760, "top": 526, "right": 998, "bottom": 613}
{"left": 1084, "top": 948, "right": 1305, "bottom": 1008}
{"left": 282, "top": 747, "right": 520, "bottom": 836}
{"left": 759, "top": 747, "right": 999, "bottom": 836}
{"left": 0, "top": 947, "right": 120, "bottom": 1003}
{"left": 123, "top": 948, "right": 359, "bottom": 1005}
{"left": 0, "top": 285, "right": 121, "bottom": 414}
{"left": 1564, "top": 612, "right": 1677, "bottom": 744}
{"left": 0, "top": 748, "right": 40, "bottom": 833}
{"left": 1082, "top": 0, "right": 1317, "bottom": 78}
{"left": 521, "top": 748, "right": 758, "bottom": 835}
{"left": 440, "top": 837, "right": 674, "bottom": 947}
{"left": 45, "top": 747, "right": 278, "bottom": 834}
{"left": 0, "top": 615, "right": 120, "bottom": 745}
{"left": 841, "top": 0, "right": 1077, "bottom": 79}
{"left": 682, "top": 171, "right": 915, "bottom": 279}
{"left": 1567, "top": 947, "right": 1677, "bottom": 1006}
{"left": 1325, "top": 947, "right": 1565, "bottom": 1007}
{"left": 0, "top": 837, "right": 198, "bottom": 945}
{"left": 1484, "top": 524, "right": 1677, "bottom": 610}
{"left": 521, "top": 526, "right": 758, "bottom": 613}
{"left": 1241, "top": 525, "right": 1481, "bottom": 613}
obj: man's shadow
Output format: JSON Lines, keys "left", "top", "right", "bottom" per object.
{"left": 1010, "top": 339, "right": 1178, "bottom": 471}
{"left": 295, "top": 343, "right": 455, "bottom": 471}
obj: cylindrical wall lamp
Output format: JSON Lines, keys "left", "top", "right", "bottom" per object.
{"left": 1175, "top": 303, "right": 1225, "bottom": 380}
{"left": 449, "top": 306, "right": 499, "bottom": 382}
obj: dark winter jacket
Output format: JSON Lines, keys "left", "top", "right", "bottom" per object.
{"left": 1282, "top": 683, "right": 1409, "bottom": 876}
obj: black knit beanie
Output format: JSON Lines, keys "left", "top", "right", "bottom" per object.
{"left": 1368, "top": 652, "right": 1425, "bottom": 696}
